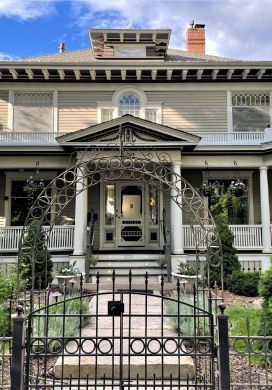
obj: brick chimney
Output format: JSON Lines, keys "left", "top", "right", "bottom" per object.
{"left": 186, "top": 20, "right": 205, "bottom": 55}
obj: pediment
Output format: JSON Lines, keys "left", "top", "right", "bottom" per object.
{"left": 56, "top": 115, "right": 200, "bottom": 145}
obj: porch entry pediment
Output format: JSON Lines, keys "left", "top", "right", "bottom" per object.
{"left": 56, "top": 115, "right": 200, "bottom": 145}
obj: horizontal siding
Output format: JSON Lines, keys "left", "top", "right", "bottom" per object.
{"left": 0, "top": 91, "right": 8, "bottom": 130}
{"left": 146, "top": 91, "right": 228, "bottom": 131}
{"left": 58, "top": 91, "right": 113, "bottom": 132}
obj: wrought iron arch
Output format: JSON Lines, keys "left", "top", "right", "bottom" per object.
{"left": 18, "top": 150, "right": 222, "bottom": 296}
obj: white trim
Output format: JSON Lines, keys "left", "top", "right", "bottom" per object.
{"left": 112, "top": 86, "right": 147, "bottom": 106}
{"left": 227, "top": 91, "right": 233, "bottom": 132}
{"left": 8, "top": 90, "right": 14, "bottom": 131}
{"left": 53, "top": 91, "right": 58, "bottom": 132}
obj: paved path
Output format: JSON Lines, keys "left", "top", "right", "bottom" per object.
{"left": 55, "top": 292, "right": 194, "bottom": 381}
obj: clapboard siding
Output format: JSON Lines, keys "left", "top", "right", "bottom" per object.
{"left": 0, "top": 91, "right": 9, "bottom": 130}
{"left": 58, "top": 91, "right": 113, "bottom": 132}
{"left": 146, "top": 91, "right": 228, "bottom": 130}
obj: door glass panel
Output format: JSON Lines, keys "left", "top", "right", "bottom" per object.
{"left": 121, "top": 186, "right": 142, "bottom": 219}
{"left": 149, "top": 186, "right": 159, "bottom": 225}
{"left": 105, "top": 184, "right": 115, "bottom": 225}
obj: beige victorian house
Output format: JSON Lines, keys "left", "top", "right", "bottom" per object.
{"left": 0, "top": 24, "right": 272, "bottom": 280}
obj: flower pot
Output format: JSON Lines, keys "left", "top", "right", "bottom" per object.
{"left": 172, "top": 273, "right": 201, "bottom": 293}
{"left": 55, "top": 275, "right": 82, "bottom": 293}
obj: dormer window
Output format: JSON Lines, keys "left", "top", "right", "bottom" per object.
{"left": 119, "top": 93, "right": 141, "bottom": 117}
{"left": 114, "top": 47, "right": 146, "bottom": 57}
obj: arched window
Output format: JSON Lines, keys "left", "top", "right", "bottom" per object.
{"left": 119, "top": 93, "right": 141, "bottom": 117}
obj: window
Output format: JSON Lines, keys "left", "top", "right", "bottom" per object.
{"left": 232, "top": 92, "right": 271, "bottom": 131}
{"left": 101, "top": 108, "right": 114, "bottom": 122}
{"left": 119, "top": 93, "right": 141, "bottom": 117}
{"left": 13, "top": 92, "right": 54, "bottom": 131}
{"left": 146, "top": 108, "right": 159, "bottom": 123}
{"left": 114, "top": 47, "right": 146, "bottom": 57}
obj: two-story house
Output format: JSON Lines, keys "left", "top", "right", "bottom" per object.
{"left": 0, "top": 23, "right": 272, "bottom": 280}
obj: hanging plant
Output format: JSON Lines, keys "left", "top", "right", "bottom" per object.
{"left": 228, "top": 179, "right": 247, "bottom": 197}
{"left": 198, "top": 183, "right": 212, "bottom": 197}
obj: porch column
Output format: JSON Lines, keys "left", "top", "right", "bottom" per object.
{"left": 259, "top": 166, "right": 271, "bottom": 253}
{"left": 171, "top": 162, "right": 184, "bottom": 254}
{"left": 73, "top": 166, "right": 88, "bottom": 256}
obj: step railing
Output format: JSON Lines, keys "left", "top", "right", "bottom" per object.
{"left": 0, "top": 225, "right": 74, "bottom": 252}
{"left": 183, "top": 224, "right": 263, "bottom": 250}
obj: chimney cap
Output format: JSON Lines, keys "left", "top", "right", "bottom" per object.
{"left": 194, "top": 23, "right": 205, "bottom": 29}
{"left": 190, "top": 20, "right": 194, "bottom": 28}
{"left": 59, "top": 42, "right": 65, "bottom": 53}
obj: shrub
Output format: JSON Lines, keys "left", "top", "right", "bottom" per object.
{"left": 0, "top": 272, "right": 18, "bottom": 336}
{"left": 258, "top": 263, "right": 272, "bottom": 366}
{"left": 226, "top": 271, "right": 260, "bottom": 297}
{"left": 207, "top": 215, "right": 241, "bottom": 288}
{"left": 18, "top": 219, "right": 53, "bottom": 289}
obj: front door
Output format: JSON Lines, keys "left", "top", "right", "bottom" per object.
{"left": 116, "top": 183, "right": 145, "bottom": 247}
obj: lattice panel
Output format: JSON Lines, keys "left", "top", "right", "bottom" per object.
{"left": 232, "top": 91, "right": 270, "bottom": 107}
{"left": 14, "top": 92, "right": 53, "bottom": 107}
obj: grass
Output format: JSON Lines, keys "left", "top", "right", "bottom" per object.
{"left": 226, "top": 304, "right": 262, "bottom": 336}
{"left": 33, "top": 295, "right": 91, "bottom": 352}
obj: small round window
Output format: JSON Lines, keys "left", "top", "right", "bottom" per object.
{"left": 119, "top": 93, "right": 141, "bottom": 117}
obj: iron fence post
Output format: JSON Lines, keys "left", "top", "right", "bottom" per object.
{"left": 217, "top": 302, "right": 230, "bottom": 390}
{"left": 11, "top": 305, "right": 25, "bottom": 390}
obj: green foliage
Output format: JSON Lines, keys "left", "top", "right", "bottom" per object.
{"left": 56, "top": 261, "right": 81, "bottom": 276}
{"left": 0, "top": 271, "right": 19, "bottom": 336}
{"left": 18, "top": 220, "right": 53, "bottom": 289}
{"left": 178, "top": 262, "right": 197, "bottom": 276}
{"left": 33, "top": 296, "right": 90, "bottom": 352}
{"left": 227, "top": 304, "right": 261, "bottom": 336}
{"left": 258, "top": 262, "right": 272, "bottom": 366}
{"left": 227, "top": 271, "right": 260, "bottom": 297}
{"left": 208, "top": 214, "right": 241, "bottom": 288}
{"left": 165, "top": 293, "right": 210, "bottom": 336}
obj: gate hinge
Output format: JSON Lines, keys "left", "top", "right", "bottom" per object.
{"left": 108, "top": 301, "right": 124, "bottom": 316}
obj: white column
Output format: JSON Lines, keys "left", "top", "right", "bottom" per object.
{"left": 171, "top": 162, "right": 184, "bottom": 254}
{"left": 73, "top": 166, "right": 88, "bottom": 256}
{"left": 259, "top": 166, "right": 271, "bottom": 253}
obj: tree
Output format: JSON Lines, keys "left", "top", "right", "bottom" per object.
{"left": 18, "top": 220, "right": 53, "bottom": 289}
{"left": 207, "top": 194, "right": 241, "bottom": 288}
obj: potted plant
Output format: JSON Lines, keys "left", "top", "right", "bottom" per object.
{"left": 173, "top": 262, "right": 200, "bottom": 293}
{"left": 55, "top": 261, "right": 82, "bottom": 293}
{"left": 228, "top": 179, "right": 247, "bottom": 197}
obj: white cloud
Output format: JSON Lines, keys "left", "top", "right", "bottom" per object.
{"left": 71, "top": 0, "right": 272, "bottom": 60}
{"left": 0, "top": 0, "right": 56, "bottom": 20}
{"left": 0, "top": 51, "right": 14, "bottom": 60}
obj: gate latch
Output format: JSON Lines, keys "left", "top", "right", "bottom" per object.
{"left": 108, "top": 301, "right": 124, "bottom": 316}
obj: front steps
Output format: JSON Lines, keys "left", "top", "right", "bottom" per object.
{"left": 88, "top": 253, "right": 168, "bottom": 283}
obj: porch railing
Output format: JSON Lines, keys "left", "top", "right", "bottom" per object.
{"left": 0, "top": 129, "right": 271, "bottom": 145}
{"left": 183, "top": 224, "right": 263, "bottom": 250}
{"left": 0, "top": 131, "right": 66, "bottom": 144}
{"left": 0, "top": 225, "right": 74, "bottom": 252}
{"left": 0, "top": 224, "right": 267, "bottom": 252}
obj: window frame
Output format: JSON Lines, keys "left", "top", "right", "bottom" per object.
{"left": 8, "top": 90, "right": 58, "bottom": 132}
{"left": 228, "top": 90, "right": 272, "bottom": 132}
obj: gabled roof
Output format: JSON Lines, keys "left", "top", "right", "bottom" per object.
{"left": 56, "top": 115, "right": 200, "bottom": 146}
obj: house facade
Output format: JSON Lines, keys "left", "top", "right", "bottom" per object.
{"left": 0, "top": 23, "right": 272, "bottom": 280}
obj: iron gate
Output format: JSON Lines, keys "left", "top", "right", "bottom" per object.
{"left": 24, "top": 273, "right": 216, "bottom": 389}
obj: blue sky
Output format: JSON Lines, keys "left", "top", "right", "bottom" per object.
{"left": 0, "top": 0, "right": 272, "bottom": 61}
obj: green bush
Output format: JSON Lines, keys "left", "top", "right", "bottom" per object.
{"left": 226, "top": 271, "right": 260, "bottom": 297}
{"left": 18, "top": 219, "right": 53, "bottom": 289}
{"left": 258, "top": 263, "right": 272, "bottom": 366}
{"left": 207, "top": 215, "right": 241, "bottom": 288}
{"left": 0, "top": 272, "right": 18, "bottom": 336}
